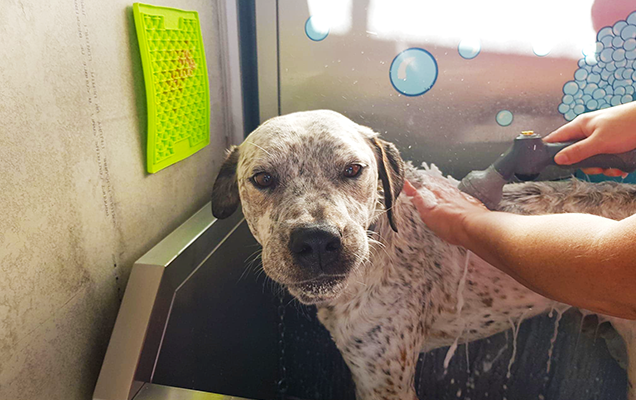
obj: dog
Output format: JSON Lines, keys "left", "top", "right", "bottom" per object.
{"left": 211, "top": 110, "right": 636, "bottom": 400}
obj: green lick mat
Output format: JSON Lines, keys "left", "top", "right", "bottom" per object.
{"left": 133, "top": 3, "right": 210, "bottom": 173}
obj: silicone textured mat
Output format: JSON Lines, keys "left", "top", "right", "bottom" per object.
{"left": 133, "top": 3, "right": 210, "bottom": 173}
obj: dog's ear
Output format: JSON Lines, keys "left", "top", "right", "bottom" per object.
{"left": 211, "top": 146, "right": 240, "bottom": 219}
{"left": 369, "top": 137, "right": 405, "bottom": 232}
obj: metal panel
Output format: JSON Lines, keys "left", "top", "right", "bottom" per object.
{"left": 149, "top": 220, "right": 282, "bottom": 399}
{"left": 255, "top": 0, "right": 279, "bottom": 122}
{"left": 92, "top": 204, "right": 246, "bottom": 400}
{"left": 134, "top": 212, "right": 246, "bottom": 390}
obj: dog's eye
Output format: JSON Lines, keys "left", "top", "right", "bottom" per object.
{"left": 343, "top": 164, "right": 363, "bottom": 178}
{"left": 252, "top": 172, "right": 275, "bottom": 188}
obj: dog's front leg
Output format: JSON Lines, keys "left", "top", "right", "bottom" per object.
{"left": 344, "top": 336, "right": 421, "bottom": 400}
{"left": 319, "top": 308, "right": 423, "bottom": 400}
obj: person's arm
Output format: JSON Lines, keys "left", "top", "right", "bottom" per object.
{"left": 462, "top": 207, "right": 636, "bottom": 319}
{"left": 403, "top": 181, "right": 636, "bottom": 320}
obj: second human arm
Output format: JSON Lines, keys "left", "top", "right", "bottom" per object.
{"left": 403, "top": 180, "right": 636, "bottom": 320}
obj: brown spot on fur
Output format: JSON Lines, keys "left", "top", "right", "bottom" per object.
{"left": 400, "top": 349, "right": 407, "bottom": 363}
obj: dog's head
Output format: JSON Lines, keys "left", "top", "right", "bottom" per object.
{"left": 211, "top": 110, "right": 404, "bottom": 304}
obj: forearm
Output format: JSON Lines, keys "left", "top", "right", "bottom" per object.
{"left": 460, "top": 212, "right": 636, "bottom": 319}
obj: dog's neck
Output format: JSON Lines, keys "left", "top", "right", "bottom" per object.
{"left": 316, "top": 193, "right": 470, "bottom": 350}
{"left": 326, "top": 194, "right": 462, "bottom": 303}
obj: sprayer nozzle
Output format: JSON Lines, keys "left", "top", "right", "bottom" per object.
{"left": 520, "top": 130, "right": 535, "bottom": 136}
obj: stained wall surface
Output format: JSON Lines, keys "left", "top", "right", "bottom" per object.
{"left": 0, "top": 1, "right": 230, "bottom": 398}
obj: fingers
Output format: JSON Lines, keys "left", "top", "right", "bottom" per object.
{"left": 544, "top": 120, "right": 588, "bottom": 144}
{"left": 403, "top": 180, "right": 418, "bottom": 196}
{"left": 580, "top": 168, "right": 628, "bottom": 178}
{"left": 553, "top": 139, "right": 600, "bottom": 165}
{"left": 546, "top": 115, "right": 600, "bottom": 165}
{"left": 409, "top": 190, "right": 436, "bottom": 212}
{"left": 603, "top": 168, "right": 629, "bottom": 178}
{"left": 580, "top": 167, "right": 604, "bottom": 175}
{"left": 403, "top": 180, "right": 439, "bottom": 211}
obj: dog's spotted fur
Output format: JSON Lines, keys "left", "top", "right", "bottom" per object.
{"left": 212, "top": 110, "right": 636, "bottom": 400}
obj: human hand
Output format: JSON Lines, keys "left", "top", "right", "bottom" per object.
{"left": 403, "top": 179, "right": 489, "bottom": 246}
{"left": 544, "top": 102, "right": 636, "bottom": 178}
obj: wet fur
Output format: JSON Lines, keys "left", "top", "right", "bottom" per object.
{"left": 211, "top": 110, "right": 636, "bottom": 400}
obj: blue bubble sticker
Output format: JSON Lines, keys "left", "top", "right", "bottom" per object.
{"left": 496, "top": 110, "right": 514, "bottom": 126}
{"left": 533, "top": 41, "right": 552, "bottom": 57}
{"left": 389, "top": 48, "right": 438, "bottom": 96}
{"left": 558, "top": 12, "right": 636, "bottom": 121}
{"left": 458, "top": 38, "right": 481, "bottom": 59}
{"left": 305, "top": 16, "right": 329, "bottom": 41}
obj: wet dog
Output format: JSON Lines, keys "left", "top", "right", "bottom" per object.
{"left": 211, "top": 110, "right": 636, "bottom": 400}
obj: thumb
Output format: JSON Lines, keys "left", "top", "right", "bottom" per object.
{"left": 554, "top": 138, "right": 599, "bottom": 165}
{"left": 403, "top": 180, "right": 418, "bottom": 196}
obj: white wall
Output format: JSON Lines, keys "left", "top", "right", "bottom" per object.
{"left": 0, "top": 1, "right": 232, "bottom": 398}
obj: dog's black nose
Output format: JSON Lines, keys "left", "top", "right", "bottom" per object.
{"left": 289, "top": 224, "right": 342, "bottom": 273}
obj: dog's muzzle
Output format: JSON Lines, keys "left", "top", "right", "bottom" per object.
{"left": 288, "top": 223, "right": 346, "bottom": 276}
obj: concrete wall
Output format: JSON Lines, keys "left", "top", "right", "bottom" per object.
{"left": 0, "top": 1, "right": 231, "bottom": 398}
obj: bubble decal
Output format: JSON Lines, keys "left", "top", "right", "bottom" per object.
{"left": 496, "top": 110, "right": 514, "bottom": 126}
{"left": 558, "top": 11, "right": 636, "bottom": 121}
{"left": 532, "top": 41, "right": 552, "bottom": 57}
{"left": 458, "top": 38, "right": 481, "bottom": 59}
{"left": 389, "top": 48, "right": 438, "bottom": 96}
{"left": 305, "top": 16, "right": 329, "bottom": 41}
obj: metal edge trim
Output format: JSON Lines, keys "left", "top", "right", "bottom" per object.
{"left": 136, "top": 202, "right": 217, "bottom": 267}
{"left": 93, "top": 263, "right": 165, "bottom": 400}
{"left": 255, "top": 0, "right": 279, "bottom": 122}
{"left": 219, "top": 0, "right": 246, "bottom": 146}
{"left": 132, "top": 383, "right": 261, "bottom": 400}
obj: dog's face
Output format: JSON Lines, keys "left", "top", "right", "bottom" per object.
{"left": 211, "top": 110, "right": 404, "bottom": 304}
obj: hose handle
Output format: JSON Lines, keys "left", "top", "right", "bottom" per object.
{"left": 545, "top": 141, "right": 636, "bottom": 173}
